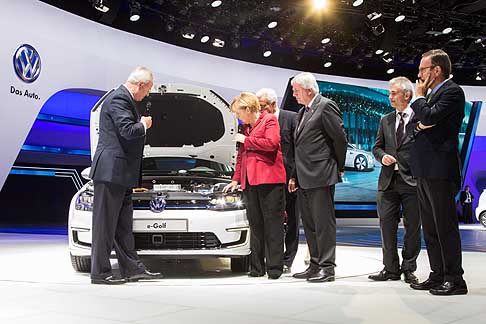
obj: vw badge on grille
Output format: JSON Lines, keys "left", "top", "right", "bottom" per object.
{"left": 13, "top": 44, "right": 41, "bottom": 83}
{"left": 150, "top": 197, "right": 167, "bottom": 213}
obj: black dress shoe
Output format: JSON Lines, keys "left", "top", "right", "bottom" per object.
{"left": 248, "top": 271, "right": 265, "bottom": 277}
{"left": 127, "top": 270, "right": 163, "bottom": 282}
{"left": 267, "top": 272, "right": 282, "bottom": 280}
{"left": 368, "top": 270, "right": 400, "bottom": 281}
{"left": 91, "top": 276, "right": 126, "bottom": 285}
{"left": 429, "top": 281, "right": 468, "bottom": 296}
{"left": 410, "top": 278, "right": 442, "bottom": 290}
{"left": 292, "top": 267, "right": 319, "bottom": 279}
{"left": 403, "top": 271, "right": 419, "bottom": 284}
{"left": 307, "top": 269, "right": 335, "bottom": 283}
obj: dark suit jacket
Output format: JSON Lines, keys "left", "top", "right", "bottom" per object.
{"left": 410, "top": 79, "right": 465, "bottom": 182}
{"left": 459, "top": 191, "right": 474, "bottom": 205}
{"left": 90, "top": 85, "right": 146, "bottom": 188}
{"left": 373, "top": 110, "right": 417, "bottom": 191}
{"left": 292, "top": 95, "right": 347, "bottom": 189}
{"left": 233, "top": 111, "right": 286, "bottom": 190}
{"left": 278, "top": 109, "right": 297, "bottom": 182}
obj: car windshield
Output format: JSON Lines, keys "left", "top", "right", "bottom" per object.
{"left": 142, "top": 157, "right": 233, "bottom": 177}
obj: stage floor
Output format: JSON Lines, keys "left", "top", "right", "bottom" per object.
{"left": 1, "top": 228, "right": 485, "bottom": 324}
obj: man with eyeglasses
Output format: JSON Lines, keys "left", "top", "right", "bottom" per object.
{"left": 409, "top": 49, "right": 467, "bottom": 295}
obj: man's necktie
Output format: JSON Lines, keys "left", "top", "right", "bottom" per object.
{"left": 396, "top": 112, "right": 406, "bottom": 147}
{"left": 297, "top": 106, "right": 310, "bottom": 132}
{"left": 426, "top": 92, "right": 434, "bottom": 103}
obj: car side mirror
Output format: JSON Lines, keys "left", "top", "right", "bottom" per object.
{"left": 81, "top": 167, "right": 91, "bottom": 180}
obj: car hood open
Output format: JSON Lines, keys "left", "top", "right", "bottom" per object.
{"left": 90, "top": 84, "right": 238, "bottom": 167}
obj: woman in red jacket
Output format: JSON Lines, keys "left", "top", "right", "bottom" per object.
{"left": 223, "top": 92, "right": 286, "bottom": 279}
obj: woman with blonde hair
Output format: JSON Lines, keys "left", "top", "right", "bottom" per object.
{"left": 224, "top": 92, "right": 286, "bottom": 279}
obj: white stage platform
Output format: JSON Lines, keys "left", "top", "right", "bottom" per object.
{"left": 0, "top": 232, "right": 485, "bottom": 324}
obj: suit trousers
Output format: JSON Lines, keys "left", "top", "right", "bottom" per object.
{"left": 462, "top": 203, "right": 473, "bottom": 224}
{"left": 298, "top": 185, "right": 336, "bottom": 273}
{"left": 244, "top": 183, "right": 285, "bottom": 276}
{"left": 283, "top": 189, "right": 299, "bottom": 267}
{"left": 417, "top": 178, "right": 464, "bottom": 283}
{"left": 376, "top": 172, "right": 421, "bottom": 274}
{"left": 91, "top": 181, "right": 145, "bottom": 280}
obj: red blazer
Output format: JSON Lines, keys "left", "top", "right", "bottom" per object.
{"left": 233, "top": 111, "right": 286, "bottom": 190}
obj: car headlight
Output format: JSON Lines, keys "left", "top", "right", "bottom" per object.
{"left": 208, "top": 193, "right": 245, "bottom": 211}
{"left": 75, "top": 189, "right": 94, "bottom": 211}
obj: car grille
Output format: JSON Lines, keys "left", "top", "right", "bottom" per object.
{"left": 134, "top": 232, "right": 222, "bottom": 250}
{"left": 133, "top": 199, "right": 209, "bottom": 210}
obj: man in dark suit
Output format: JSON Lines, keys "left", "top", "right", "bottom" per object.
{"left": 256, "top": 88, "right": 298, "bottom": 273}
{"left": 369, "top": 77, "right": 421, "bottom": 284}
{"left": 89, "top": 66, "right": 161, "bottom": 284}
{"left": 409, "top": 49, "right": 467, "bottom": 295}
{"left": 459, "top": 185, "right": 474, "bottom": 224}
{"left": 288, "top": 72, "right": 347, "bottom": 283}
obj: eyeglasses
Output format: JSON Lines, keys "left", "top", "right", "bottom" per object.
{"left": 418, "top": 65, "right": 436, "bottom": 73}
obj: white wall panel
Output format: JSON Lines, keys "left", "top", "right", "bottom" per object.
{"left": 1, "top": 0, "right": 484, "bottom": 189}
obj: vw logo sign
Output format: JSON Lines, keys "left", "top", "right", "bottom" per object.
{"left": 13, "top": 44, "right": 41, "bottom": 83}
{"left": 150, "top": 197, "right": 167, "bottom": 213}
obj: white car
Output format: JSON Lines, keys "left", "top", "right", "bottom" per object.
{"left": 475, "top": 189, "right": 486, "bottom": 227}
{"left": 69, "top": 84, "right": 250, "bottom": 273}
{"left": 345, "top": 143, "right": 375, "bottom": 171}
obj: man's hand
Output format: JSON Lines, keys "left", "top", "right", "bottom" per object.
{"left": 141, "top": 116, "right": 152, "bottom": 129}
{"left": 381, "top": 154, "right": 397, "bottom": 166}
{"left": 235, "top": 133, "right": 246, "bottom": 143}
{"left": 415, "top": 73, "right": 435, "bottom": 98}
{"left": 288, "top": 178, "right": 298, "bottom": 192}
{"left": 417, "top": 122, "right": 435, "bottom": 130}
{"left": 223, "top": 181, "right": 239, "bottom": 193}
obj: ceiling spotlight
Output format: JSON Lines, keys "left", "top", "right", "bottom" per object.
{"left": 395, "top": 14, "right": 405, "bottom": 22}
{"left": 321, "top": 37, "right": 331, "bottom": 44}
{"left": 387, "top": 68, "right": 395, "bottom": 74}
{"left": 313, "top": 0, "right": 328, "bottom": 10}
{"left": 213, "top": 38, "right": 225, "bottom": 47}
{"left": 211, "top": 1, "right": 222, "bottom": 8}
{"left": 200, "top": 35, "right": 210, "bottom": 43}
{"left": 231, "top": 37, "right": 241, "bottom": 49}
{"left": 367, "top": 12, "right": 382, "bottom": 21}
{"left": 375, "top": 49, "right": 384, "bottom": 55}
{"left": 263, "top": 50, "right": 272, "bottom": 57}
{"left": 353, "top": 0, "right": 363, "bottom": 7}
{"left": 92, "top": 0, "right": 109, "bottom": 13}
{"left": 268, "top": 21, "right": 278, "bottom": 29}
{"left": 324, "top": 61, "right": 332, "bottom": 68}
{"left": 129, "top": 1, "right": 141, "bottom": 22}
{"left": 372, "top": 24, "right": 385, "bottom": 36}
{"left": 165, "top": 17, "right": 175, "bottom": 32}
{"left": 442, "top": 27, "right": 453, "bottom": 34}
{"left": 182, "top": 32, "right": 195, "bottom": 40}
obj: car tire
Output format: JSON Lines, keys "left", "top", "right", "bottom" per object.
{"left": 354, "top": 154, "right": 368, "bottom": 171}
{"left": 480, "top": 211, "right": 486, "bottom": 228}
{"left": 70, "top": 253, "right": 91, "bottom": 273}
{"left": 230, "top": 255, "right": 250, "bottom": 273}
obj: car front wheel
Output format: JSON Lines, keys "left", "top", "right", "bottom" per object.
{"left": 354, "top": 154, "right": 368, "bottom": 171}
{"left": 480, "top": 211, "right": 486, "bottom": 228}
{"left": 70, "top": 254, "right": 91, "bottom": 273}
{"left": 230, "top": 255, "right": 250, "bottom": 273}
